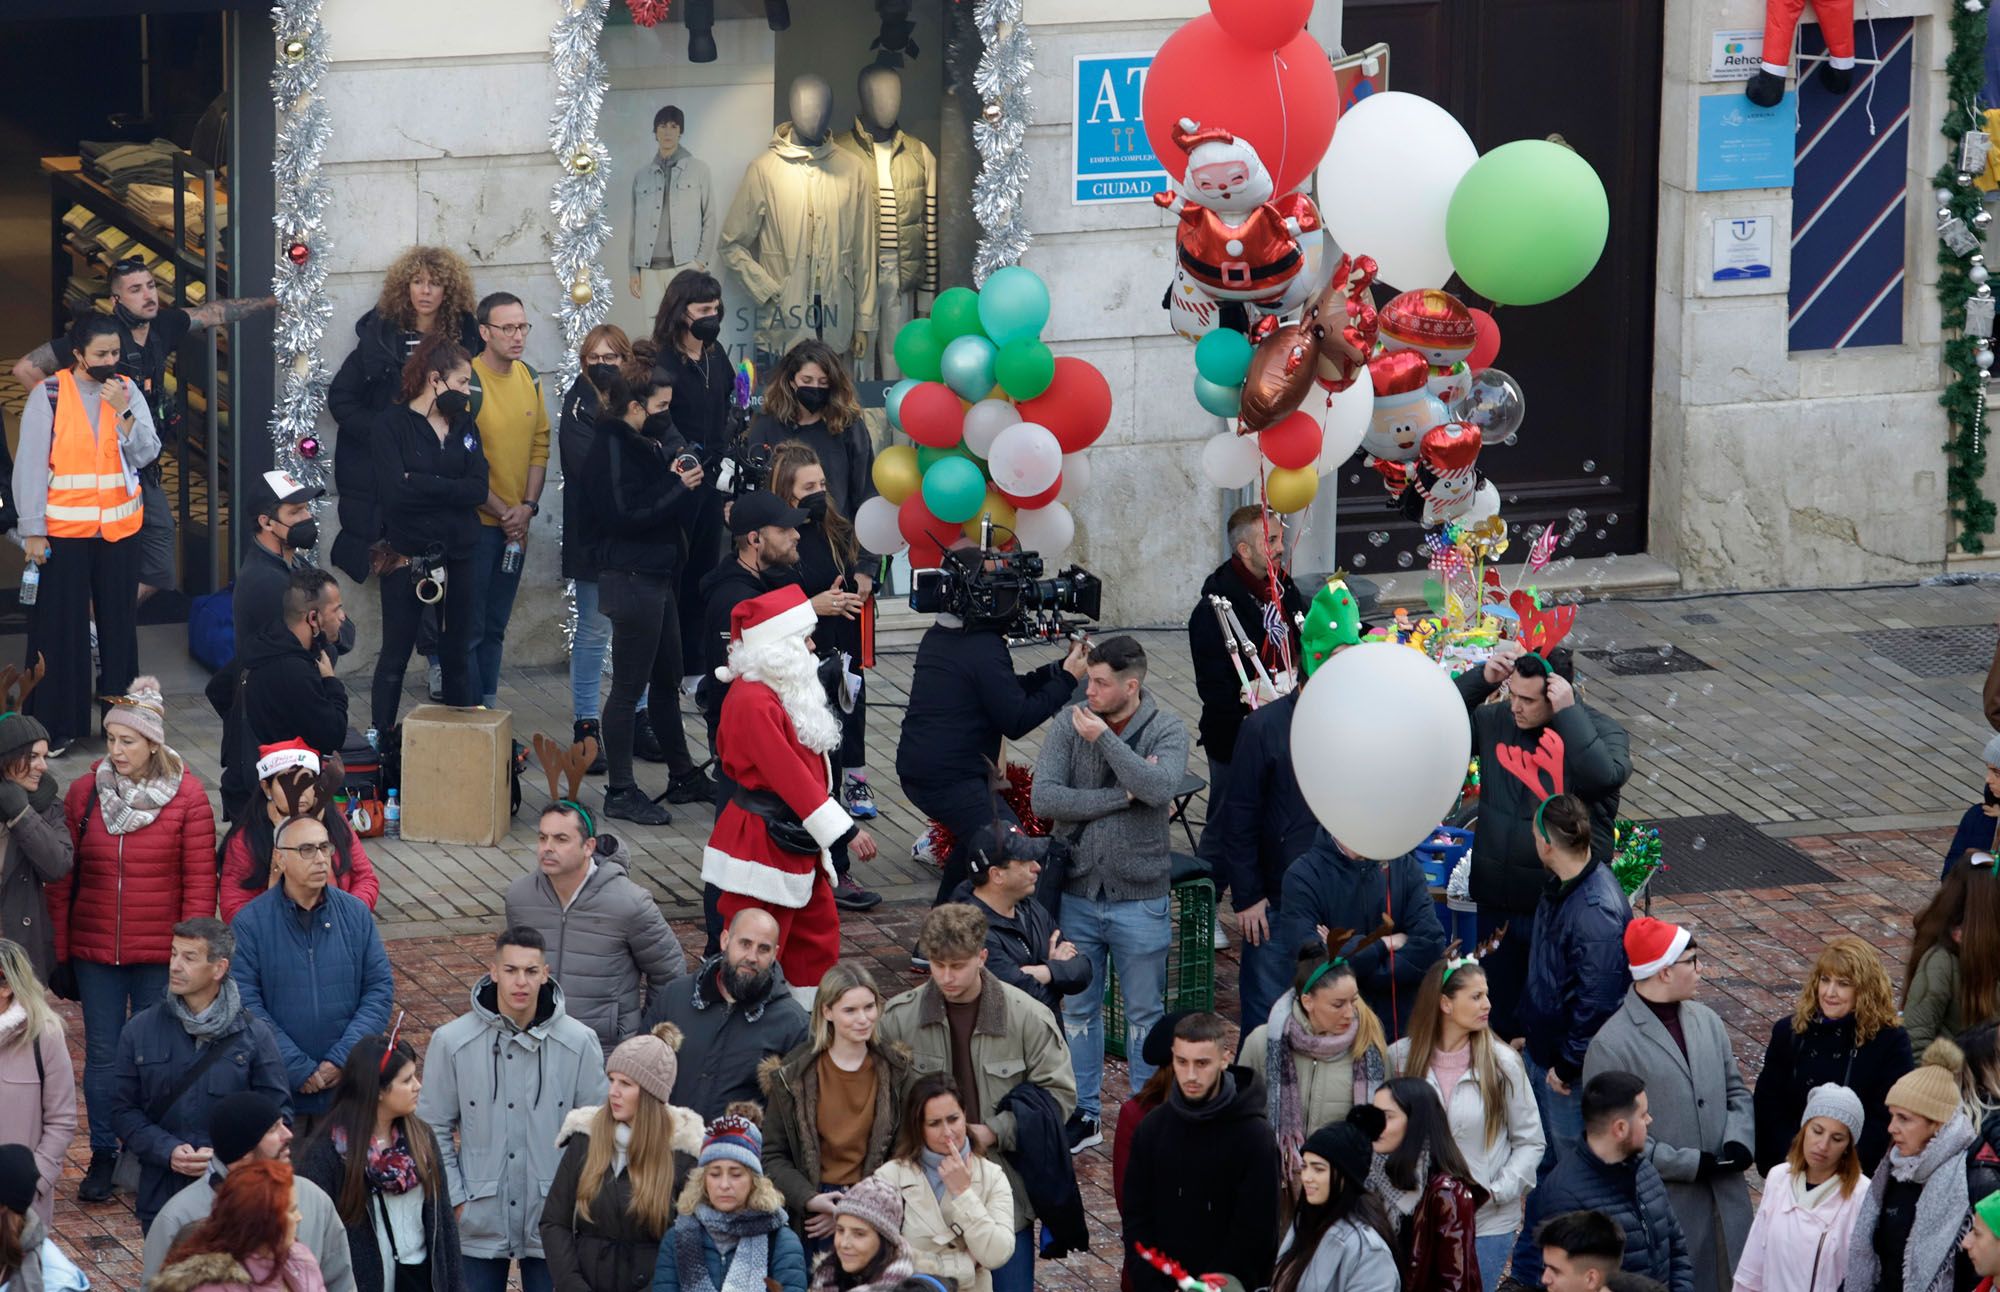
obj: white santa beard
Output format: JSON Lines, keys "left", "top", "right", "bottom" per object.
{"left": 724, "top": 637, "right": 843, "bottom": 753}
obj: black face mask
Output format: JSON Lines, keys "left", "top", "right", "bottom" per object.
{"left": 642, "top": 411, "right": 677, "bottom": 440}
{"left": 112, "top": 301, "right": 149, "bottom": 330}
{"left": 794, "top": 386, "right": 831, "bottom": 413}
{"left": 799, "top": 492, "right": 829, "bottom": 523}
{"left": 283, "top": 517, "right": 319, "bottom": 553}
{"left": 434, "top": 389, "right": 470, "bottom": 418}
{"left": 689, "top": 315, "right": 723, "bottom": 343}
{"left": 84, "top": 362, "right": 119, "bottom": 384}
{"left": 586, "top": 362, "right": 619, "bottom": 390}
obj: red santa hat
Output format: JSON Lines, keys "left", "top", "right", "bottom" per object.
{"left": 1625, "top": 916, "right": 1692, "bottom": 981}
{"left": 1367, "top": 349, "right": 1432, "bottom": 403}
{"left": 1171, "top": 116, "right": 1238, "bottom": 154}
{"left": 1418, "top": 423, "right": 1482, "bottom": 474}
{"left": 731, "top": 584, "right": 818, "bottom": 654}
{"left": 255, "top": 738, "right": 321, "bottom": 781}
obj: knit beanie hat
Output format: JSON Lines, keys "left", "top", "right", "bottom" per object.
{"left": 0, "top": 1144, "right": 36, "bottom": 1215}
{"left": 1301, "top": 1105, "right": 1385, "bottom": 1190}
{"left": 833, "top": 1175, "right": 906, "bottom": 1245}
{"left": 1984, "top": 733, "right": 2000, "bottom": 769}
{"left": 209, "top": 1092, "right": 287, "bottom": 1167}
{"left": 104, "top": 674, "right": 167, "bottom": 746}
{"left": 1800, "top": 1083, "right": 1866, "bottom": 1143}
{"left": 1141, "top": 1011, "right": 1192, "bottom": 1070}
{"left": 1624, "top": 917, "right": 1692, "bottom": 981}
{"left": 1977, "top": 1189, "right": 2000, "bottom": 1240}
{"left": 698, "top": 1106, "right": 765, "bottom": 1175}
{"left": 1886, "top": 1037, "right": 1966, "bottom": 1126}
{"left": 607, "top": 1022, "right": 681, "bottom": 1106}
{"left": 0, "top": 711, "right": 48, "bottom": 764}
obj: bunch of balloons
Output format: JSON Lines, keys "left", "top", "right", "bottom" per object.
{"left": 853, "top": 265, "right": 1112, "bottom": 567}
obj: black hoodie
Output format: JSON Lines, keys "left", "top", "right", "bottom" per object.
{"left": 222, "top": 619, "right": 348, "bottom": 818}
{"left": 579, "top": 416, "right": 698, "bottom": 578}
{"left": 1122, "top": 1063, "right": 1282, "bottom": 1292}
{"left": 374, "top": 404, "right": 489, "bottom": 562}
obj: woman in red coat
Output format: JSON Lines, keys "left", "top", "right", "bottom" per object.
{"left": 45, "top": 675, "right": 216, "bottom": 1202}
{"left": 1367, "top": 1076, "right": 1488, "bottom": 1292}
{"left": 217, "top": 742, "right": 377, "bottom": 923}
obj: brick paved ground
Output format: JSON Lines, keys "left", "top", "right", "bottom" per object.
{"left": 40, "top": 579, "right": 2000, "bottom": 1288}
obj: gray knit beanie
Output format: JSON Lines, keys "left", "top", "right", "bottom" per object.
{"left": 606, "top": 1023, "right": 680, "bottom": 1106}
{"left": 1984, "top": 732, "right": 2000, "bottom": 769}
{"left": 1800, "top": 1082, "right": 1865, "bottom": 1143}
{"left": 833, "top": 1175, "right": 906, "bottom": 1245}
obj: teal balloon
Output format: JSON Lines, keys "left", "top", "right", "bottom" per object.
{"left": 931, "top": 287, "right": 986, "bottom": 343}
{"left": 1194, "top": 374, "right": 1242, "bottom": 419}
{"left": 940, "top": 335, "right": 999, "bottom": 401}
{"left": 922, "top": 456, "right": 988, "bottom": 525}
{"left": 885, "top": 378, "right": 920, "bottom": 431}
{"left": 977, "top": 266, "right": 1052, "bottom": 346}
{"left": 1194, "top": 330, "right": 1254, "bottom": 387}
{"left": 917, "top": 442, "right": 982, "bottom": 474}
{"left": 994, "top": 338, "right": 1056, "bottom": 400}
{"left": 893, "top": 319, "right": 945, "bottom": 382}
{"left": 1445, "top": 140, "right": 1610, "bottom": 306}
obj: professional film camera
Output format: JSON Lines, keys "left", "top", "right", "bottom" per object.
{"left": 911, "top": 519, "right": 1102, "bottom": 642}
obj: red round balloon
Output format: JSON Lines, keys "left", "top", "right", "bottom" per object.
{"left": 999, "top": 477, "right": 1061, "bottom": 511}
{"left": 1259, "top": 411, "right": 1323, "bottom": 470}
{"left": 1209, "top": 0, "right": 1313, "bottom": 52}
{"left": 899, "top": 382, "right": 966, "bottom": 449}
{"left": 899, "top": 494, "right": 962, "bottom": 567}
{"left": 1017, "top": 358, "right": 1113, "bottom": 454}
{"left": 1142, "top": 17, "right": 1340, "bottom": 198}
{"left": 1468, "top": 309, "right": 1502, "bottom": 371}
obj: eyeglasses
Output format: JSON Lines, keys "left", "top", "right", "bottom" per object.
{"left": 278, "top": 841, "right": 335, "bottom": 861}
{"left": 488, "top": 323, "right": 532, "bottom": 338}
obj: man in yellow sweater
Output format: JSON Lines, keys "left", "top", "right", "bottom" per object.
{"left": 468, "top": 291, "right": 550, "bottom": 708}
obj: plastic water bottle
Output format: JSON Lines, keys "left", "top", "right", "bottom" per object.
{"left": 365, "top": 727, "right": 379, "bottom": 752}
{"left": 384, "top": 789, "right": 400, "bottom": 838}
{"left": 18, "top": 565, "right": 37, "bottom": 607}
{"left": 502, "top": 541, "right": 523, "bottom": 574}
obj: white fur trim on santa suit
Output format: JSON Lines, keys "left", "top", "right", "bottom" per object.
{"left": 1628, "top": 923, "right": 1691, "bottom": 981}
{"left": 740, "top": 596, "right": 818, "bottom": 654}
{"left": 701, "top": 844, "right": 828, "bottom": 908}
{"left": 803, "top": 798, "right": 851, "bottom": 850}
{"left": 255, "top": 746, "right": 320, "bottom": 780}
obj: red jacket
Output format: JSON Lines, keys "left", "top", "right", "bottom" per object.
{"left": 1113, "top": 1093, "right": 1162, "bottom": 1292}
{"left": 50, "top": 766, "right": 217, "bottom": 966}
{"left": 1400, "top": 1170, "right": 1484, "bottom": 1292}
{"left": 217, "top": 825, "right": 378, "bottom": 922}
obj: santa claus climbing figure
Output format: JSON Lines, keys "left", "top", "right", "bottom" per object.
{"left": 702, "top": 584, "right": 858, "bottom": 1008}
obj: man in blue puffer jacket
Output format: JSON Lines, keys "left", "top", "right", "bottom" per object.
{"left": 1274, "top": 829, "right": 1447, "bottom": 1038}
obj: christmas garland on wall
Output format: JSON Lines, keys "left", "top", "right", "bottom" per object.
{"left": 271, "top": 1, "right": 334, "bottom": 489}
{"left": 1939, "top": 0, "right": 1996, "bottom": 552}
{"left": 548, "top": 0, "right": 615, "bottom": 397}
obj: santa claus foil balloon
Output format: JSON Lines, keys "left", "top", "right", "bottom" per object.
{"left": 1378, "top": 289, "right": 1478, "bottom": 408}
{"left": 1155, "top": 117, "right": 1326, "bottom": 320}
{"left": 1403, "top": 422, "right": 1487, "bottom": 529}
{"left": 1361, "top": 350, "right": 1446, "bottom": 471}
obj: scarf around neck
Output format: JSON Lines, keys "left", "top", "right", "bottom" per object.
{"left": 333, "top": 1124, "right": 423, "bottom": 1196}
{"left": 1845, "top": 1110, "right": 1976, "bottom": 1292}
{"left": 677, "top": 1203, "right": 783, "bottom": 1292}
{"left": 919, "top": 1140, "right": 974, "bottom": 1200}
{"left": 1366, "top": 1149, "right": 1431, "bottom": 1220}
{"left": 1267, "top": 992, "right": 1379, "bottom": 1193}
{"left": 167, "top": 978, "right": 241, "bottom": 1043}
{"left": 95, "top": 750, "right": 181, "bottom": 834}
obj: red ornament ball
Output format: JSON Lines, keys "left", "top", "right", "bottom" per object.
{"left": 287, "top": 241, "right": 311, "bottom": 266}
{"left": 298, "top": 437, "right": 321, "bottom": 460}
{"left": 624, "top": 0, "right": 671, "bottom": 25}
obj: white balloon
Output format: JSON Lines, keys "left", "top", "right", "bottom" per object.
{"left": 962, "top": 399, "right": 1019, "bottom": 459}
{"left": 1461, "top": 479, "right": 1502, "bottom": 525}
{"left": 1200, "top": 431, "right": 1261, "bottom": 489}
{"left": 988, "top": 422, "right": 1063, "bottom": 496}
{"left": 1289, "top": 642, "right": 1472, "bottom": 859}
{"left": 1317, "top": 91, "right": 1478, "bottom": 291}
{"left": 1057, "top": 453, "right": 1092, "bottom": 503}
{"left": 1013, "top": 501, "right": 1075, "bottom": 556}
{"left": 1318, "top": 364, "right": 1376, "bottom": 469}
{"left": 853, "top": 495, "right": 907, "bottom": 555}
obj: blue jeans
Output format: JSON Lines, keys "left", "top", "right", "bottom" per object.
{"left": 570, "top": 579, "right": 612, "bottom": 720}
{"left": 1061, "top": 892, "right": 1172, "bottom": 1119}
{"left": 1475, "top": 1232, "right": 1515, "bottom": 1292}
{"left": 76, "top": 960, "right": 170, "bottom": 1152}
{"left": 469, "top": 525, "right": 526, "bottom": 707}
{"left": 991, "top": 1227, "right": 1035, "bottom": 1292}
{"left": 1238, "top": 925, "right": 1295, "bottom": 1033}
{"left": 1526, "top": 1053, "right": 1583, "bottom": 1178}
{"left": 463, "top": 1257, "right": 550, "bottom": 1292}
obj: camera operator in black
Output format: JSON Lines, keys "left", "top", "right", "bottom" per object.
{"left": 652, "top": 270, "right": 736, "bottom": 685}
{"left": 896, "top": 547, "right": 1089, "bottom": 907}
{"left": 578, "top": 348, "right": 715, "bottom": 824}
{"left": 370, "top": 332, "right": 487, "bottom": 731}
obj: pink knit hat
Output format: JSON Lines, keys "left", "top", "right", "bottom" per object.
{"left": 103, "top": 675, "right": 167, "bottom": 746}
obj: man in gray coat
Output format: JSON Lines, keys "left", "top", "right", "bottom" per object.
{"left": 504, "top": 803, "right": 687, "bottom": 1049}
{"left": 640, "top": 906, "right": 809, "bottom": 1121}
{"left": 1030, "top": 634, "right": 1190, "bottom": 1153}
{"left": 1581, "top": 917, "right": 1752, "bottom": 1292}
{"left": 418, "top": 926, "right": 608, "bottom": 1292}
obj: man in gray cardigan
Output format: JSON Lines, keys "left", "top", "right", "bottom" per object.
{"left": 1031, "top": 634, "right": 1190, "bottom": 1153}
{"left": 1581, "top": 917, "right": 1752, "bottom": 1292}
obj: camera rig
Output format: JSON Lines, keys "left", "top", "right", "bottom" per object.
{"left": 910, "top": 516, "right": 1102, "bottom": 642}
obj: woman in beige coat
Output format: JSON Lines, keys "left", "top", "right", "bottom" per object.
{"left": 0, "top": 938, "right": 76, "bottom": 1223}
{"left": 871, "top": 1074, "right": 1016, "bottom": 1292}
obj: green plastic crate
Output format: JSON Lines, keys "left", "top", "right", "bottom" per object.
{"left": 1103, "top": 877, "right": 1217, "bottom": 1059}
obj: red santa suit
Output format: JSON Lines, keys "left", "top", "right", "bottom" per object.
{"left": 700, "top": 586, "right": 855, "bottom": 999}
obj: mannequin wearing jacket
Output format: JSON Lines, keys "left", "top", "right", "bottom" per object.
{"left": 720, "top": 75, "right": 877, "bottom": 362}
{"left": 833, "top": 66, "right": 937, "bottom": 380}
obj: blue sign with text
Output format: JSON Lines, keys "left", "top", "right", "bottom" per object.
{"left": 1073, "top": 53, "right": 1168, "bottom": 204}
{"left": 1695, "top": 92, "right": 1795, "bottom": 191}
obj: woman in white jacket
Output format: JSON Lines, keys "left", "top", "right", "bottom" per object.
{"left": 870, "top": 1074, "right": 1015, "bottom": 1292}
{"left": 1733, "top": 1085, "right": 1869, "bottom": 1292}
{"left": 1389, "top": 953, "right": 1543, "bottom": 1290}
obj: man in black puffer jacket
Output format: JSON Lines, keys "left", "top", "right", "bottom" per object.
{"left": 1504, "top": 1071, "right": 1692, "bottom": 1292}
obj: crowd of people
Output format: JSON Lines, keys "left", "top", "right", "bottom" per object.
{"left": 7, "top": 251, "right": 2000, "bottom": 1292}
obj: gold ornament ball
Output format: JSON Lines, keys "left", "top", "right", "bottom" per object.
{"left": 1264, "top": 466, "right": 1319, "bottom": 515}
{"left": 571, "top": 151, "right": 596, "bottom": 175}
{"left": 282, "top": 37, "right": 307, "bottom": 62}
{"left": 982, "top": 102, "right": 1004, "bottom": 124}
{"left": 570, "top": 278, "right": 595, "bottom": 305}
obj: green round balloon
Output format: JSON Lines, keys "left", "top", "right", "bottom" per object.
{"left": 930, "top": 287, "right": 986, "bottom": 344}
{"left": 921, "top": 456, "right": 989, "bottom": 525}
{"left": 1445, "top": 141, "right": 1610, "bottom": 307}
{"left": 1194, "top": 329, "right": 1254, "bottom": 388}
{"left": 994, "top": 338, "right": 1056, "bottom": 400}
{"left": 893, "top": 319, "right": 945, "bottom": 383}
{"left": 1194, "top": 374, "right": 1242, "bottom": 419}
{"left": 917, "top": 442, "right": 982, "bottom": 474}
{"left": 977, "top": 266, "right": 1052, "bottom": 346}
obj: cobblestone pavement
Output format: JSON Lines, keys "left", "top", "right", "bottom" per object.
{"left": 40, "top": 579, "right": 2000, "bottom": 1288}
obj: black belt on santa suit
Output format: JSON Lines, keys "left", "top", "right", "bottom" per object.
{"left": 1179, "top": 245, "right": 1302, "bottom": 284}
{"left": 732, "top": 786, "right": 820, "bottom": 857}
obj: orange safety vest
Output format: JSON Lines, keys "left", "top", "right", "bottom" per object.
{"left": 45, "top": 369, "right": 143, "bottom": 541}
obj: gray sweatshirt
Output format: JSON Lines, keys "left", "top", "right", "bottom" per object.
{"left": 1031, "top": 691, "right": 1190, "bottom": 902}
{"left": 12, "top": 373, "right": 160, "bottom": 538}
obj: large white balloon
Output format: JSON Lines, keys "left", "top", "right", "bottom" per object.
{"left": 853, "top": 495, "right": 907, "bottom": 554}
{"left": 988, "top": 422, "right": 1063, "bottom": 496}
{"left": 1200, "top": 431, "right": 1261, "bottom": 489}
{"left": 1057, "top": 452, "right": 1092, "bottom": 503}
{"left": 1013, "top": 501, "right": 1075, "bottom": 556}
{"left": 1318, "top": 364, "right": 1376, "bottom": 469}
{"left": 1289, "top": 642, "right": 1472, "bottom": 859}
{"left": 962, "top": 399, "right": 1019, "bottom": 458}
{"left": 1317, "top": 91, "right": 1478, "bottom": 291}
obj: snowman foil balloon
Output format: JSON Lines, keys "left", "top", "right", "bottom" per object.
{"left": 1378, "top": 289, "right": 1478, "bottom": 408}
{"left": 1361, "top": 350, "right": 1447, "bottom": 496}
{"left": 1403, "top": 422, "right": 1488, "bottom": 529}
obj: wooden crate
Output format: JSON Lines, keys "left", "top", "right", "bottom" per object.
{"left": 399, "top": 705, "right": 511, "bottom": 846}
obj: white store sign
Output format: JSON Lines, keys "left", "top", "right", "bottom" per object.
{"left": 1708, "top": 29, "right": 1766, "bottom": 82}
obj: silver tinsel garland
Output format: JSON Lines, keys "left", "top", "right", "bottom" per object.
{"left": 270, "top": 0, "right": 334, "bottom": 490}
{"left": 971, "top": 0, "right": 1033, "bottom": 281}
{"left": 547, "top": 0, "right": 615, "bottom": 396}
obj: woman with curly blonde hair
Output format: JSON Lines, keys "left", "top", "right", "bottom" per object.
{"left": 326, "top": 245, "right": 482, "bottom": 583}
{"left": 651, "top": 1106, "right": 808, "bottom": 1292}
{"left": 1753, "top": 934, "right": 1912, "bottom": 1173}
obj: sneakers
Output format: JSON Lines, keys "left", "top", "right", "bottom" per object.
{"left": 604, "top": 785, "right": 672, "bottom": 827}
{"left": 573, "top": 719, "right": 607, "bottom": 775}
{"left": 46, "top": 737, "right": 72, "bottom": 760}
{"left": 78, "top": 1152, "right": 117, "bottom": 1202}
{"left": 909, "top": 942, "right": 930, "bottom": 972}
{"left": 662, "top": 767, "right": 716, "bottom": 804}
{"left": 832, "top": 873, "right": 883, "bottom": 911}
{"left": 632, "top": 714, "right": 670, "bottom": 764}
{"left": 426, "top": 659, "right": 445, "bottom": 703}
{"left": 844, "top": 775, "right": 878, "bottom": 819}
{"left": 1065, "top": 1114, "right": 1104, "bottom": 1155}
{"left": 1213, "top": 923, "right": 1230, "bottom": 951}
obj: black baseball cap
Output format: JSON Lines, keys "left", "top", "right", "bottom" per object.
{"left": 964, "top": 821, "right": 1050, "bottom": 880}
{"left": 729, "top": 490, "right": 808, "bottom": 535}
{"left": 253, "top": 468, "right": 324, "bottom": 516}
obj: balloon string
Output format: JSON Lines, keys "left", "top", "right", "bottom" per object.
{"left": 1272, "top": 49, "right": 1292, "bottom": 193}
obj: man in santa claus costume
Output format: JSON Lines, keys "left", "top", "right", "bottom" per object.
{"left": 702, "top": 584, "right": 858, "bottom": 1007}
